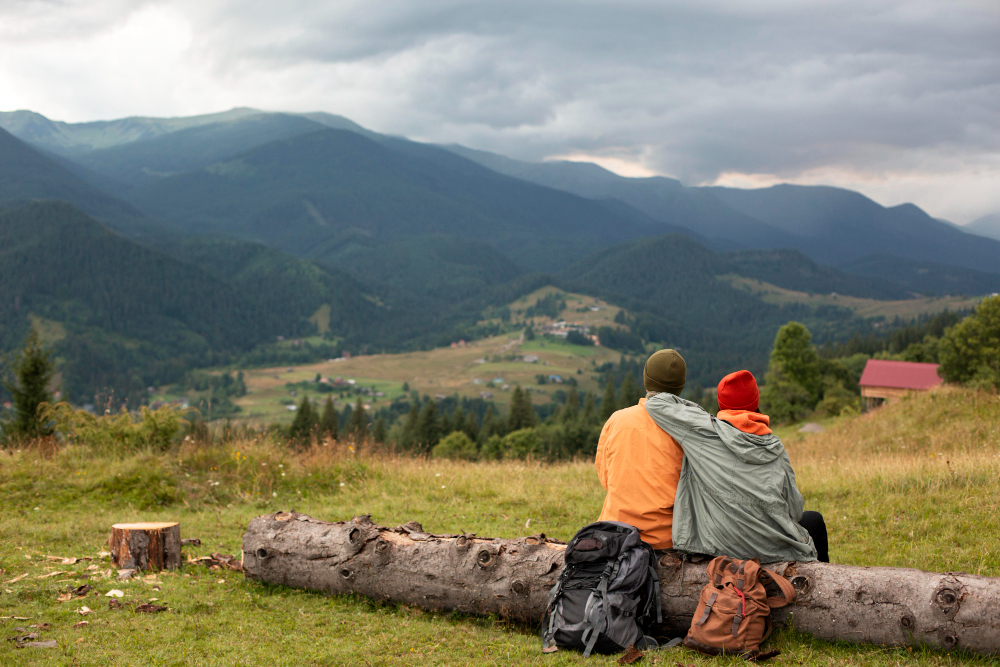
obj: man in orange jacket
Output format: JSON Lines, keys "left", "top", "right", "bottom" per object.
{"left": 595, "top": 349, "right": 686, "bottom": 550}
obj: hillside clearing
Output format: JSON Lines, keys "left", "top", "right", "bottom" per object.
{"left": 720, "top": 275, "right": 982, "bottom": 319}
{"left": 2, "top": 387, "right": 999, "bottom": 665}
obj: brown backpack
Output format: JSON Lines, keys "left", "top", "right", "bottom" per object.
{"left": 683, "top": 556, "right": 796, "bottom": 660}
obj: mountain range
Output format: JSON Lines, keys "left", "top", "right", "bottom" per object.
{"left": 2, "top": 107, "right": 998, "bottom": 404}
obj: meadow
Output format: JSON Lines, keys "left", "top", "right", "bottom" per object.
{"left": 220, "top": 288, "right": 622, "bottom": 425}
{"left": 2, "top": 387, "right": 999, "bottom": 665}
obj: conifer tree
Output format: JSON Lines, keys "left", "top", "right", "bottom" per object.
{"left": 320, "top": 396, "right": 339, "bottom": 440}
{"left": 507, "top": 386, "right": 536, "bottom": 431}
{"left": 372, "top": 416, "right": 387, "bottom": 444}
{"left": 620, "top": 372, "right": 638, "bottom": 407}
{"left": 479, "top": 404, "right": 503, "bottom": 441}
{"left": 439, "top": 406, "right": 452, "bottom": 436}
{"left": 601, "top": 376, "right": 618, "bottom": 421}
{"left": 289, "top": 396, "right": 317, "bottom": 443}
{"left": 416, "top": 399, "right": 441, "bottom": 452}
{"left": 582, "top": 390, "right": 598, "bottom": 424}
{"left": 463, "top": 409, "right": 480, "bottom": 442}
{"left": 561, "top": 386, "right": 580, "bottom": 423}
{"left": 3, "top": 327, "right": 55, "bottom": 439}
{"left": 348, "top": 396, "right": 367, "bottom": 437}
{"left": 400, "top": 401, "right": 420, "bottom": 449}
{"left": 451, "top": 404, "right": 466, "bottom": 436}
{"left": 235, "top": 370, "right": 247, "bottom": 397}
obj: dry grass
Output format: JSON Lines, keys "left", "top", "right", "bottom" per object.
{"left": 3, "top": 387, "right": 1000, "bottom": 665}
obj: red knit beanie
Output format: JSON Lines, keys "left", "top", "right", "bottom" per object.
{"left": 717, "top": 370, "right": 759, "bottom": 412}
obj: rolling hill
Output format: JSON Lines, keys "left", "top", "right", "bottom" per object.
{"left": 0, "top": 127, "right": 156, "bottom": 235}
{"left": 703, "top": 184, "right": 1000, "bottom": 274}
{"left": 0, "top": 201, "right": 386, "bottom": 405}
{"left": 965, "top": 213, "right": 1000, "bottom": 242}
{"left": 445, "top": 144, "right": 1000, "bottom": 290}
{"left": 840, "top": 255, "right": 1000, "bottom": 297}
{"left": 126, "top": 128, "right": 658, "bottom": 271}
{"left": 71, "top": 112, "right": 326, "bottom": 190}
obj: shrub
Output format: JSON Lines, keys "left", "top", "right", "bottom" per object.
{"left": 39, "top": 402, "right": 187, "bottom": 455}
{"left": 432, "top": 431, "right": 478, "bottom": 461}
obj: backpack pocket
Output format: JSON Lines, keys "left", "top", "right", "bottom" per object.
{"left": 685, "top": 585, "right": 769, "bottom": 654}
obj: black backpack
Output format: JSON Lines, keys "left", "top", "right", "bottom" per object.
{"left": 542, "top": 521, "right": 662, "bottom": 656}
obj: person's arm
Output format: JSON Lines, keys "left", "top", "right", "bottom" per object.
{"left": 595, "top": 417, "right": 614, "bottom": 490}
{"left": 783, "top": 465, "right": 806, "bottom": 523}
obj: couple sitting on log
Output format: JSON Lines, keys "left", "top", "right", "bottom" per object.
{"left": 595, "top": 349, "right": 828, "bottom": 564}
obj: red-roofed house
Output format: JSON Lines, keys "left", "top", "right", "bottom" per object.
{"left": 858, "top": 359, "right": 944, "bottom": 410}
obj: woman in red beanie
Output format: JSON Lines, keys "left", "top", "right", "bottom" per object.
{"left": 716, "top": 370, "right": 829, "bottom": 562}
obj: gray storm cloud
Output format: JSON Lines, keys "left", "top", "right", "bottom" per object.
{"left": 1, "top": 0, "right": 998, "bottom": 220}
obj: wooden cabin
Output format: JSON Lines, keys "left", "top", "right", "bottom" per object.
{"left": 858, "top": 359, "right": 944, "bottom": 411}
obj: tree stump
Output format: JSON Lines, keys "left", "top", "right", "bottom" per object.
{"left": 109, "top": 522, "right": 182, "bottom": 571}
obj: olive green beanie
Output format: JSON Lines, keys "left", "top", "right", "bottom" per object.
{"left": 643, "top": 349, "right": 686, "bottom": 395}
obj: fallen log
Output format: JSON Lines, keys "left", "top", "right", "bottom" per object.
{"left": 242, "top": 513, "right": 1000, "bottom": 657}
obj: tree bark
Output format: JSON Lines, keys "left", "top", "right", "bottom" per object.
{"left": 242, "top": 513, "right": 1000, "bottom": 657}
{"left": 109, "top": 522, "right": 182, "bottom": 571}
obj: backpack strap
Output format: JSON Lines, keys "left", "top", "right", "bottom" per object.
{"left": 541, "top": 564, "right": 573, "bottom": 650}
{"left": 694, "top": 591, "right": 718, "bottom": 626}
{"left": 758, "top": 569, "right": 797, "bottom": 608}
{"left": 649, "top": 563, "right": 662, "bottom": 624}
{"left": 581, "top": 560, "right": 617, "bottom": 657}
{"left": 712, "top": 557, "right": 734, "bottom": 586}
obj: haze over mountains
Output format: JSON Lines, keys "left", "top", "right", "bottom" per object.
{"left": 2, "top": 107, "right": 998, "bottom": 404}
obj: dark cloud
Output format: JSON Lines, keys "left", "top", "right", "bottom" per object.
{"left": 2, "top": 0, "right": 999, "bottom": 219}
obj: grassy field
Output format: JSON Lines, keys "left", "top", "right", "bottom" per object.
{"left": 2, "top": 387, "right": 999, "bottom": 665}
{"left": 227, "top": 290, "right": 624, "bottom": 426}
{"left": 719, "top": 275, "right": 982, "bottom": 319}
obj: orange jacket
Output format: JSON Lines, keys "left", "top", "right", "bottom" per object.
{"left": 716, "top": 409, "right": 772, "bottom": 435}
{"left": 595, "top": 398, "right": 684, "bottom": 549}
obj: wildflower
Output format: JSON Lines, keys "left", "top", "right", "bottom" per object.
{"left": 340, "top": 482, "right": 345, "bottom": 487}
{"left": 272, "top": 492, "right": 277, "bottom": 497}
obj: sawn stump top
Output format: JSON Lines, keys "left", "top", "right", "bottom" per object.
{"left": 111, "top": 522, "right": 179, "bottom": 530}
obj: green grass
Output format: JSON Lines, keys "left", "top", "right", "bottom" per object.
{"left": 2, "top": 387, "right": 1000, "bottom": 665}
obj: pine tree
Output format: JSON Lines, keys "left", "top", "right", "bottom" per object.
{"left": 348, "top": 396, "right": 368, "bottom": 437}
{"left": 372, "top": 416, "right": 387, "bottom": 444}
{"left": 416, "top": 399, "right": 442, "bottom": 452}
{"left": 582, "top": 390, "right": 598, "bottom": 424}
{"left": 439, "top": 406, "right": 452, "bottom": 436}
{"left": 289, "top": 396, "right": 317, "bottom": 443}
{"left": 601, "top": 376, "right": 618, "bottom": 421}
{"left": 400, "top": 401, "right": 420, "bottom": 449}
{"left": 507, "top": 386, "right": 536, "bottom": 431}
{"left": 463, "top": 409, "right": 480, "bottom": 442}
{"left": 620, "top": 372, "right": 638, "bottom": 407}
{"left": 235, "top": 370, "right": 247, "bottom": 397}
{"left": 320, "top": 396, "right": 339, "bottom": 440}
{"left": 3, "top": 327, "right": 55, "bottom": 439}
{"left": 479, "top": 404, "right": 503, "bottom": 441}
{"left": 451, "top": 405, "right": 466, "bottom": 435}
{"left": 561, "top": 386, "right": 580, "bottom": 423}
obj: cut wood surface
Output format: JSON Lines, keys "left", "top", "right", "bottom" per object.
{"left": 242, "top": 513, "right": 1000, "bottom": 657}
{"left": 109, "top": 521, "right": 181, "bottom": 571}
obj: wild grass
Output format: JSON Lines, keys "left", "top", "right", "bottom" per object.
{"left": 1, "top": 387, "right": 999, "bottom": 665}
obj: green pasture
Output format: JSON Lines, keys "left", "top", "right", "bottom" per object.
{"left": 2, "top": 388, "right": 999, "bottom": 665}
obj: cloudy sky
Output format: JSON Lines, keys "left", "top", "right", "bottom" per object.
{"left": 1, "top": 0, "right": 998, "bottom": 222}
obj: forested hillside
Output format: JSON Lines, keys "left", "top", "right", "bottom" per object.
{"left": 128, "top": 128, "right": 656, "bottom": 271}
{"left": 2, "top": 108, "right": 997, "bottom": 410}
{"left": 0, "top": 128, "right": 154, "bottom": 235}
{"left": 0, "top": 202, "right": 387, "bottom": 405}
